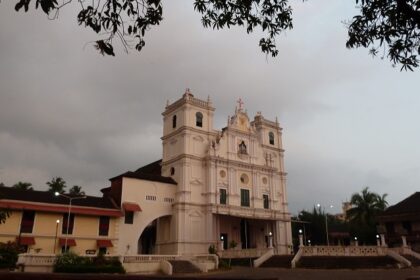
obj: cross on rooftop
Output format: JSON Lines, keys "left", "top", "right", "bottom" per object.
{"left": 237, "top": 98, "right": 244, "bottom": 110}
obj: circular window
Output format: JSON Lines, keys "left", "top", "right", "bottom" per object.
{"left": 170, "top": 167, "right": 175, "bottom": 176}
{"left": 240, "top": 174, "right": 249, "bottom": 184}
{"left": 262, "top": 177, "right": 268, "bottom": 184}
{"left": 220, "top": 170, "right": 226, "bottom": 178}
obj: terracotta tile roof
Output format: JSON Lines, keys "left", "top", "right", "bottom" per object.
{"left": 109, "top": 159, "right": 177, "bottom": 185}
{"left": 0, "top": 186, "right": 119, "bottom": 210}
{"left": 382, "top": 192, "right": 420, "bottom": 215}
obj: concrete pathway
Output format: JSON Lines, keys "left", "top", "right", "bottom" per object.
{"left": 1, "top": 268, "right": 420, "bottom": 280}
{"left": 198, "top": 267, "right": 420, "bottom": 280}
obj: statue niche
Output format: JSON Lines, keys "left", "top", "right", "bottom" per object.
{"left": 238, "top": 141, "right": 247, "bottom": 155}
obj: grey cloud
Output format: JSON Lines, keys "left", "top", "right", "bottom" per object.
{"left": 1, "top": 0, "right": 419, "bottom": 210}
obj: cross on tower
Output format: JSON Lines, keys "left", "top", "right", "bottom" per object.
{"left": 237, "top": 98, "right": 244, "bottom": 110}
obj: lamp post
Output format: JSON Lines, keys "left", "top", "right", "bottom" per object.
{"left": 316, "top": 203, "right": 334, "bottom": 246}
{"left": 297, "top": 212, "right": 308, "bottom": 245}
{"left": 298, "top": 229, "right": 304, "bottom": 247}
{"left": 376, "top": 234, "right": 381, "bottom": 246}
{"left": 55, "top": 192, "right": 86, "bottom": 251}
{"left": 220, "top": 235, "right": 224, "bottom": 251}
{"left": 54, "top": 219, "right": 60, "bottom": 254}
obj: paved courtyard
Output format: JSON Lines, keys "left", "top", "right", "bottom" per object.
{"left": 200, "top": 267, "right": 420, "bottom": 280}
{"left": 1, "top": 268, "right": 420, "bottom": 280}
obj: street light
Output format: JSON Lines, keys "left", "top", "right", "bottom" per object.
{"left": 54, "top": 219, "right": 60, "bottom": 254}
{"left": 55, "top": 192, "right": 86, "bottom": 251}
{"left": 296, "top": 212, "right": 309, "bottom": 245}
{"left": 376, "top": 234, "right": 380, "bottom": 246}
{"left": 268, "top": 231, "right": 273, "bottom": 248}
{"left": 316, "top": 203, "right": 334, "bottom": 246}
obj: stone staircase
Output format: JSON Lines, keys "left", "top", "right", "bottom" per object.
{"left": 168, "top": 260, "right": 201, "bottom": 274}
{"left": 260, "top": 255, "right": 294, "bottom": 268}
{"left": 296, "top": 256, "right": 398, "bottom": 269}
{"left": 402, "top": 255, "right": 420, "bottom": 267}
{"left": 220, "top": 258, "right": 257, "bottom": 267}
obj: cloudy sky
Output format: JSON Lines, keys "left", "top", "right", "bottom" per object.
{"left": 0, "top": 0, "right": 419, "bottom": 214}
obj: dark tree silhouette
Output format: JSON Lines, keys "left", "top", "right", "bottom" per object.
{"left": 0, "top": 210, "right": 9, "bottom": 224}
{"left": 347, "top": 0, "right": 420, "bottom": 71}
{"left": 69, "top": 185, "right": 85, "bottom": 196}
{"left": 12, "top": 181, "right": 33, "bottom": 191}
{"left": 347, "top": 187, "right": 388, "bottom": 244}
{"left": 0, "top": 185, "right": 9, "bottom": 223}
{"left": 46, "top": 177, "right": 67, "bottom": 194}
{"left": 8, "top": 0, "right": 419, "bottom": 70}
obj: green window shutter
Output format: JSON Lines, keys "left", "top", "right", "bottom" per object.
{"left": 220, "top": 189, "right": 227, "bottom": 205}
{"left": 241, "top": 189, "right": 250, "bottom": 207}
{"left": 263, "top": 194, "right": 269, "bottom": 209}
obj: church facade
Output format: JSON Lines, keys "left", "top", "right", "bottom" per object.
{"left": 110, "top": 90, "right": 292, "bottom": 256}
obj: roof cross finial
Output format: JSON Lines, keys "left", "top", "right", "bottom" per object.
{"left": 237, "top": 98, "right": 244, "bottom": 110}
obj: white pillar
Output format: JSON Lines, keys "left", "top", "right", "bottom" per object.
{"left": 380, "top": 234, "right": 387, "bottom": 247}
{"left": 402, "top": 235, "right": 408, "bottom": 247}
{"left": 268, "top": 232, "right": 273, "bottom": 248}
{"left": 299, "top": 234, "right": 304, "bottom": 247}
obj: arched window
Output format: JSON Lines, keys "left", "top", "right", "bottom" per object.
{"left": 172, "top": 115, "right": 177, "bottom": 128}
{"left": 196, "top": 112, "right": 203, "bottom": 127}
{"left": 269, "top": 132, "right": 275, "bottom": 145}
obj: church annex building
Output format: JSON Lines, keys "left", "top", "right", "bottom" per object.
{"left": 0, "top": 90, "right": 292, "bottom": 258}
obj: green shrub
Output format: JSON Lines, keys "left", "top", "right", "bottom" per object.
{"left": 54, "top": 252, "right": 125, "bottom": 274}
{"left": 229, "top": 240, "right": 238, "bottom": 249}
{"left": 0, "top": 241, "right": 23, "bottom": 269}
{"left": 218, "top": 259, "right": 230, "bottom": 269}
{"left": 208, "top": 244, "right": 216, "bottom": 254}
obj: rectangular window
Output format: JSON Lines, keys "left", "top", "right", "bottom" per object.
{"left": 263, "top": 194, "right": 269, "bottom": 209}
{"left": 385, "top": 222, "right": 395, "bottom": 233}
{"left": 240, "top": 189, "right": 250, "bottom": 207}
{"left": 62, "top": 213, "right": 75, "bottom": 235}
{"left": 220, "top": 189, "right": 227, "bottom": 205}
{"left": 124, "top": 211, "right": 134, "bottom": 224}
{"left": 402, "top": 221, "right": 412, "bottom": 233}
{"left": 61, "top": 246, "right": 69, "bottom": 253}
{"left": 99, "top": 247, "right": 107, "bottom": 255}
{"left": 20, "top": 211, "right": 35, "bottom": 233}
{"left": 99, "top": 216, "right": 110, "bottom": 236}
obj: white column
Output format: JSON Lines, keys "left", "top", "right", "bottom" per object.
{"left": 299, "top": 234, "right": 304, "bottom": 247}
{"left": 402, "top": 235, "right": 408, "bottom": 247}
{"left": 380, "top": 234, "right": 387, "bottom": 247}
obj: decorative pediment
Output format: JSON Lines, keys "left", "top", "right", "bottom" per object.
{"left": 230, "top": 111, "right": 251, "bottom": 132}
{"left": 189, "top": 210, "right": 202, "bottom": 217}
{"left": 190, "top": 178, "right": 203, "bottom": 185}
{"left": 218, "top": 181, "right": 228, "bottom": 187}
{"left": 193, "top": 135, "right": 204, "bottom": 142}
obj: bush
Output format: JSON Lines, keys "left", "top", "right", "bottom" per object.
{"left": 0, "top": 241, "right": 23, "bottom": 269}
{"left": 54, "top": 252, "right": 125, "bottom": 274}
{"left": 208, "top": 244, "right": 216, "bottom": 254}
{"left": 218, "top": 259, "right": 230, "bottom": 269}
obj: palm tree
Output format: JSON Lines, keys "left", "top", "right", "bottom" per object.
{"left": 347, "top": 187, "right": 388, "bottom": 244}
{"left": 69, "top": 185, "right": 85, "bottom": 196}
{"left": 12, "top": 181, "right": 33, "bottom": 191}
{"left": 46, "top": 177, "right": 67, "bottom": 194}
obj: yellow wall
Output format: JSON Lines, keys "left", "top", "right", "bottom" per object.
{"left": 0, "top": 209, "right": 117, "bottom": 255}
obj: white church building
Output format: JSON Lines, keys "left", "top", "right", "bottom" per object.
{"left": 104, "top": 89, "right": 292, "bottom": 256}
